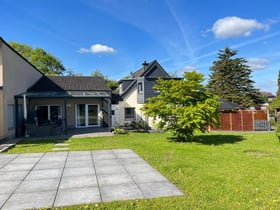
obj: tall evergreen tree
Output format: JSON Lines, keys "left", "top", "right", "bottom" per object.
{"left": 277, "top": 70, "right": 280, "bottom": 98}
{"left": 207, "top": 47, "right": 262, "bottom": 107}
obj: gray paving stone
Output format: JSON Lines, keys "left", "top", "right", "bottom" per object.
{"left": 97, "top": 173, "right": 134, "bottom": 186}
{"left": 34, "top": 161, "right": 65, "bottom": 170}
{"left": 65, "top": 160, "right": 93, "bottom": 168}
{"left": 0, "top": 193, "right": 10, "bottom": 209}
{"left": 92, "top": 150, "right": 116, "bottom": 160}
{"left": 67, "top": 154, "right": 92, "bottom": 161}
{"left": 0, "top": 163, "right": 35, "bottom": 171}
{"left": 0, "top": 180, "right": 21, "bottom": 194}
{"left": 119, "top": 157, "right": 147, "bottom": 165}
{"left": 52, "top": 148, "right": 69, "bottom": 151}
{"left": 63, "top": 167, "right": 95, "bottom": 177}
{"left": 95, "top": 165, "right": 127, "bottom": 175}
{"left": 1, "top": 190, "right": 56, "bottom": 210}
{"left": 54, "top": 187, "right": 101, "bottom": 207}
{"left": 113, "top": 150, "right": 140, "bottom": 159}
{"left": 93, "top": 159, "right": 121, "bottom": 167}
{"left": 138, "top": 181, "right": 184, "bottom": 198}
{"left": 10, "top": 157, "right": 40, "bottom": 164}
{"left": 68, "top": 151, "right": 91, "bottom": 157}
{"left": 59, "top": 175, "right": 97, "bottom": 189}
{"left": 26, "top": 168, "right": 63, "bottom": 180}
{"left": 100, "top": 183, "right": 144, "bottom": 202}
{"left": 18, "top": 153, "right": 44, "bottom": 158}
{"left": 0, "top": 170, "right": 29, "bottom": 181}
{"left": 130, "top": 171, "right": 168, "bottom": 183}
{"left": 15, "top": 178, "right": 60, "bottom": 193}
{"left": 124, "top": 163, "right": 155, "bottom": 173}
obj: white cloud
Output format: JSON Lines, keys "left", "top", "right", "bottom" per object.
{"left": 247, "top": 58, "right": 270, "bottom": 70}
{"left": 183, "top": 65, "right": 196, "bottom": 72}
{"left": 212, "top": 16, "right": 269, "bottom": 39}
{"left": 79, "top": 44, "right": 116, "bottom": 54}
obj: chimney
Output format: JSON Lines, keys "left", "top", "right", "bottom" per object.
{"left": 142, "top": 60, "right": 148, "bottom": 71}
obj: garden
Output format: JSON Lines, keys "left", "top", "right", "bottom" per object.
{"left": 6, "top": 131, "right": 280, "bottom": 209}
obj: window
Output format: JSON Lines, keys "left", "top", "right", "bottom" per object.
{"left": 36, "top": 105, "right": 62, "bottom": 124}
{"left": 125, "top": 107, "right": 135, "bottom": 120}
{"left": 76, "top": 104, "right": 99, "bottom": 127}
{"left": 7, "top": 104, "right": 14, "bottom": 129}
{"left": 138, "top": 82, "right": 143, "bottom": 93}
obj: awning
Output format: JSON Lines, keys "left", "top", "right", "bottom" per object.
{"left": 15, "top": 91, "right": 111, "bottom": 98}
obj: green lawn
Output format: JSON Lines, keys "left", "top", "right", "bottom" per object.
{"left": 6, "top": 132, "right": 280, "bottom": 209}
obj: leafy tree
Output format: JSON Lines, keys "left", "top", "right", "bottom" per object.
{"left": 271, "top": 70, "right": 280, "bottom": 110}
{"left": 9, "top": 42, "right": 65, "bottom": 75}
{"left": 91, "top": 69, "right": 118, "bottom": 90}
{"left": 142, "top": 71, "right": 220, "bottom": 141}
{"left": 207, "top": 47, "right": 263, "bottom": 107}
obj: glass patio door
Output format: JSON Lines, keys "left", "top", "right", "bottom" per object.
{"left": 76, "top": 104, "right": 99, "bottom": 127}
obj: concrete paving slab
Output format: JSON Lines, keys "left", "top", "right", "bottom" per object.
{"left": 138, "top": 181, "right": 184, "bottom": 198}
{"left": 0, "top": 180, "right": 21, "bottom": 194}
{"left": 97, "top": 173, "right": 134, "bottom": 186}
{"left": 59, "top": 175, "right": 97, "bottom": 189}
{"left": 130, "top": 171, "right": 168, "bottom": 183}
{"left": 100, "top": 183, "right": 144, "bottom": 202}
{"left": 10, "top": 157, "right": 41, "bottom": 164}
{"left": 0, "top": 163, "right": 35, "bottom": 172}
{"left": 94, "top": 158, "right": 121, "bottom": 167}
{"left": 15, "top": 178, "right": 60, "bottom": 193}
{"left": 92, "top": 150, "right": 116, "bottom": 160}
{"left": 0, "top": 171, "right": 29, "bottom": 181}
{"left": 34, "top": 161, "right": 65, "bottom": 170}
{"left": 54, "top": 187, "right": 101, "bottom": 207}
{"left": 0, "top": 149, "right": 184, "bottom": 209}
{"left": 124, "top": 163, "right": 155, "bottom": 173}
{"left": 65, "top": 160, "right": 93, "bottom": 168}
{"left": 0, "top": 193, "right": 10, "bottom": 209}
{"left": 25, "top": 168, "right": 63, "bottom": 180}
{"left": 62, "top": 167, "right": 95, "bottom": 177}
{"left": 1, "top": 190, "right": 56, "bottom": 210}
{"left": 95, "top": 165, "right": 127, "bottom": 175}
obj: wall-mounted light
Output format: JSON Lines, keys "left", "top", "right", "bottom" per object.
{"left": 67, "top": 104, "right": 71, "bottom": 108}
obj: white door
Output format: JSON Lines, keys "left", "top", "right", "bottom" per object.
{"left": 76, "top": 104, "right": 99, "bottom": 127}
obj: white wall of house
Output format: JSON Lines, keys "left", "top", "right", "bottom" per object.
{"left": 0, "top": 39, "right": 42, "bottom": 140}
{"left": 112, "top": 87, "right": 148, "bottom": 127}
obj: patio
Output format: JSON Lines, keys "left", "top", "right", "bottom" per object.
{"left": 0, "top": 149, "right": 183, "bottom": 209}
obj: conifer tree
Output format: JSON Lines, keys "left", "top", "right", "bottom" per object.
{"left": 207, "top": 47, "right": 262, "bottom": 107}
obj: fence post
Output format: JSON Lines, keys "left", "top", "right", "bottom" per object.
{"left": 230, "top": 112, "right": 232, "bottom": 131}
{"left": 252, "top": 111, "right": 255, "bottom": 131}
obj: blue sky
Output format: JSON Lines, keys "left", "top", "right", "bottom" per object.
{"left": 1, "top": 0, "right": 280, "bottom": 94}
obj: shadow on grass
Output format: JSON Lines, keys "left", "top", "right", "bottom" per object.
{"left": 168, "top": 134, "right": 244, "bottom": 145}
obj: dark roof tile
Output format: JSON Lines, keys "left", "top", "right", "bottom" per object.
{"left": 28, "top": 76, "right": 111, "bottom": 92}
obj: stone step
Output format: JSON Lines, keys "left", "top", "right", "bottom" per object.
{"left": 52, "top": 148, "right": 69, "bottom": 151}
{"left": 55, "top": 143, "right": 69, "bottom": 146}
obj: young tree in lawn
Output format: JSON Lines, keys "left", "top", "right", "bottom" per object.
{"left": 142, "top": 71, "right": 220, "bottom": 141}
{"left": 207, "top": 47, "right": 263, "bottom": 107}
{"left": 9, "top": 42, "right": 66, "bottom": 75}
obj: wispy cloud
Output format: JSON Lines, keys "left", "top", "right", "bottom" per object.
{"left": 165, "top": 0, "right": 195, "bottom": 63}
{"left": 247, "top": 58, "right": 270, "bottom": 70}
{"left": 212, "top": 16, "right": 269, "bottom": 39}
{"left": 79, "top": 44, "right": 117, "bottom": 54}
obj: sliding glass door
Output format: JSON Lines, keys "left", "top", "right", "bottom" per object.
{"left": 76, "top": 104, "right": 99, "bottom": 127}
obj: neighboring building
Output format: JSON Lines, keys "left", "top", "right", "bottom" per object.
{"left": 112, "top": 60, "right": 171, "bottom": 127}
{"left": 0, "top": 37, "right": 42, "bottom": 140}
{"left": 0, "top": 37, "right": 111, "bottom": 140}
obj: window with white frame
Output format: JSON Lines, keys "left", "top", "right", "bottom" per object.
{"left": 7, "top": 104, "right": 14, "bottom": 129}
{"left": 138, "top": 82, "right": 143, "bottom": 93}
{"left": 125, "top": 107, "right": 135, "bottom": 120}
{"left": 36, "top": 105, "right": 62, "bottom": 124}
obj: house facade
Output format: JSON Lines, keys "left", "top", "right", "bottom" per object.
{"left": 0, "top": 37, "right": 42, "bottom": 140}
{"left": 0, "top": 37, "right": 111, "bottom": 140}
{"left": 112, "top": 60, "right": 171, "bottom": 128}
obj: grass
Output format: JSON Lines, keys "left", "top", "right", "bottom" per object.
{"left": 5, "top": 131, "right": 280, "bottom": 209}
